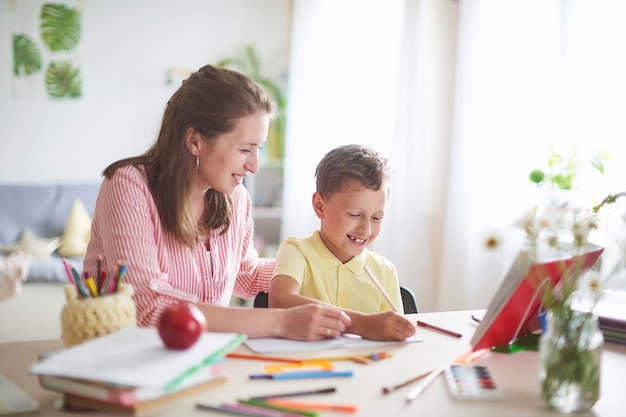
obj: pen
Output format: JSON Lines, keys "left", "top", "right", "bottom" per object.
{"left": 405, "top": 365, "right": 446, "bottom": 403}
{"left": 381, "top": 367, "right": 435, "bottom": 394}
{"left": 249, "top": 370, "right": 353, "bottom": 380}
{"left": 226, "top": 353, "right": 304, "bottom": 363}
{"left": 249, "top": 387, "right": 336, "bottom": 400}
{"left": 364, "top": 266, "right": 400, "bottom": 312}
{"left": 416, "top": 320, "right": 462, "bottom": 338}
{"left": 264, "top": 398, "right": 359, "bottom": 413}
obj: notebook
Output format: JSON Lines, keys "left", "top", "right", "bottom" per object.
{"left": 30, "top": 327, "right": 245, "bottom": 391}
{"left": 244, "top": 333, "right": 422, "bottom": 354}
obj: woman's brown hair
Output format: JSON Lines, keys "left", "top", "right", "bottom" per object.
{"left": 104, "top": 65, "right": 276, "bottom": 247}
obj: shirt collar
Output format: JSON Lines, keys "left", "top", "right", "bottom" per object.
{"left": 310, "top": 230, "right": 368, "bottom": 275}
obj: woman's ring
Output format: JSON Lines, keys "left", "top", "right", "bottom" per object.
{"left": 326, "top": 327, "right": 330, "bottom": 336}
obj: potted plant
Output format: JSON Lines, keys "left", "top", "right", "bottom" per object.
{"left": 528, "top": 147, "right": 610, "bottom": 190}
{"left": 527, "top": 147, "right": 610, "bottom": 238}
{"left": 216, "top": 45, "right": 287, "bottom": 164}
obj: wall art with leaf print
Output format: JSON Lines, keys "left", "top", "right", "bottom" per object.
{"left": 11, "top": 0, "right": 82, "bottom": 99}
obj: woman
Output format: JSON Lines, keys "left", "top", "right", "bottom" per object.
{"left": 83, "top": 65, "right": 350, "bottom": 340}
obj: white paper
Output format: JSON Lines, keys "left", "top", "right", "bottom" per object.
{"left": 29, "top": 327, "right": 244, "bottom": 390}
{"left": 244, "top": 333, "right": 422, "bottom": 354}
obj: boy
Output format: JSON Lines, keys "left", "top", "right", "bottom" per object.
{"left": 269, "top": 144, "right": 416, "bottom": 341}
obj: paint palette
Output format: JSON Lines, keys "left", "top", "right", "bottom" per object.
{"left": 444, "top": 365, "right": 503, "bottom": 401}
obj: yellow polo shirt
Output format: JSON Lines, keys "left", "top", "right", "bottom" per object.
{"left": 272, "top": 230, "right": 402, "bottom": 313}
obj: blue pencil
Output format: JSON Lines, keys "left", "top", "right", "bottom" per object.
{"left": 249, "top": 370, "right": 353, "bottom": 380}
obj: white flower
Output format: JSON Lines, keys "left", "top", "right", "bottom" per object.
{"left": 572, "top": 270, "right": 604, "bottom": 313}
{"left": 576, "top": 270, "right": 602, "bottom": 294}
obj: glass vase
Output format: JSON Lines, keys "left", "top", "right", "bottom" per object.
{"left": 539, "top": 310, "right": 603, "bottom": 413}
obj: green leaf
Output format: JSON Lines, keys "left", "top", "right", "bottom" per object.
{"left": 529, "top": 169, "right": 545, "bottom": 184}
{"left": 45, "top": 61, "right": 81, "bottom": 98}
{"left": 13, "top": 33, "right": 42, "bottom": 76}
{"left": 40, "top": 3, "right": 81, "bottom": 52}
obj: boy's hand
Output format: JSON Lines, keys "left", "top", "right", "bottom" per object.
{"left": 350, "top": 311, "right": 416, "bottom": 341}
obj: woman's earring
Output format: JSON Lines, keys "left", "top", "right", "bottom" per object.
{"left": 195, "top": 154, "right": 199, "bottom": 173}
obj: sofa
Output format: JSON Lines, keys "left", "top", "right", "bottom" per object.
{"left": 0, "top": 183, "right": 101, "bottom": 284}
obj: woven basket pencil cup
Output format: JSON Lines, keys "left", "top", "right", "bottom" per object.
{"left": 60, "top": 283, "right": 137, "bottom": 347}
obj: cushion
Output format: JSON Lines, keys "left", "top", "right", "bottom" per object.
{"left": 57, "top": 199, "right": 92, "bottom": 258}
{"left": 0, "top": 252, "right": 30, "bottom": 301}
{"left": 0, "top": 227, "right": 60, "bottom": 259}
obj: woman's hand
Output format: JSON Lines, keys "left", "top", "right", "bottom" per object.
{"left": 276, "top": 304, "right": 352, "bottom": 341}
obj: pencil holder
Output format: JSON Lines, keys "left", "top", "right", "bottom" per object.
{"left": 60, "top": 283, "right": 137, "bottom": 347}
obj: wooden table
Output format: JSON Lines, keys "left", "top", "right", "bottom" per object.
{"left": 1, "top": 310, "right": 625, "bottom": 416}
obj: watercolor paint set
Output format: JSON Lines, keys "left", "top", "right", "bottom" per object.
{"left": 444, "top": 365, "right": 503, "bottom": 401}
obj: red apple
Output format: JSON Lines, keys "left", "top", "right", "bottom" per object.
{"left": 157, "top": 303, "right": 208, "bottom": 350}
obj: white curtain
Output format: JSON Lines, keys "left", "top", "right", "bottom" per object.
{"left": 282, "top": 0, "right": 626, "bottom": 312}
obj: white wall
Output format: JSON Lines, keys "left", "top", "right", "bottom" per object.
{"left": 0, "top": 0, "right": 291, "bottom": 184}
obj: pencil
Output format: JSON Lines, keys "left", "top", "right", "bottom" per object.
{"left": 113, "top": 263, "right": 127, "bottom": 293}
{"left": 61, "top": 258, "right": 76, "bottom": 284}
{"left": 85, "top": 277, "right": 99, "bottom": 297}
{"left": 226, "top": 353, "right": 304, "bottom": 363}
{"left": 249, "top": 370, "right": 353, "bottom": 380}
{"left": 416, "top": 320, "right": 462, "bottom": 338}
{"left": 249, "top": 387, "right": 336, "bottom": 400}
{"left": 300, "top": 352, "right": 391, "bottom": 363}
{"left": 264, "top": 398, "right": 358, "bottom": 413}
{"left": 197, "top": 402, "right": 306, "bottom": 417}
{"left": 381, "top": 367, "right": 434, "bottom": 394}
{"left": 239, "top": 399, "right": 318, "bottom": 417}
{"left": 405, "top": 365, "right": 445, "bottom": 403}
{"left": 363, "top": 266, "right": 399, "bottom": 313}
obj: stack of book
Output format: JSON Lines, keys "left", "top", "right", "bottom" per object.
{"left": 30, "top": 327, "right": 246, "bottom": 416}
{"left": 593, "top": 290, "right": 626, "bottom": 345}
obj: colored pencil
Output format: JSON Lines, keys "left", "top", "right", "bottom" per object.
{"left": 239, "top": 400, "right": 318, "bottom": 417}
{"left": 264, "top": 398, "right": 358, "bottom": 413}
{"left": 60, "top": 258, "right": 76, "bottom": 284}
{"left": 85, "top": 277, "right": 99, "bottom": 297}
{"left": 416, "top": 320, "right": 462, "bottom": 338}
{"left": 249, "top": 387, "right": 336, "bottom": 400}
{"left": 300, "top": 352, "right": 392, "bottom": 363}
{"left": 197, "top": 402, "right": 305, "bottom": 417}
{"left": 249, "top": 370, "right": 353, "bottom": 380}
{"left": 364, "top": 266, "right": 399, "bottom": 312}
{"left": 113, "top": 263, "right": 127, "bottom": 293}
{"left": 226, "top": 353, "right": 304, "bottom": 363}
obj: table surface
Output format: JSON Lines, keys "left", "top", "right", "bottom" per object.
{"left": 1, "top": 310, "right": 625, "bottom": 417}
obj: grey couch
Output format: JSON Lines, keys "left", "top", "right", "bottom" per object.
{"left": 0, "top": 183, "right": 101, "bottom": 283}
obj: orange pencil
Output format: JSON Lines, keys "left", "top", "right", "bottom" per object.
{"left": 263, "top": 398, "right": 359, "bottom": 413}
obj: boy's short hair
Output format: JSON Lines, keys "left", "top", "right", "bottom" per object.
{"left": 315, "top": 144, "right": 390, "bottom": 197}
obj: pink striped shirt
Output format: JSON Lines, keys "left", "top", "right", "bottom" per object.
{"left": 83, "top": 165, "right": 274, "bottom": 327}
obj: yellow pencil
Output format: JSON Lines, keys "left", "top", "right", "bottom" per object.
{"left": 85, "top": 277, "right": 99, "bottom": 297}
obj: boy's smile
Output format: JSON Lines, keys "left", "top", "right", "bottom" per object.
{"left": 313, "top": 178, "right": 387, "bottom": 263}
